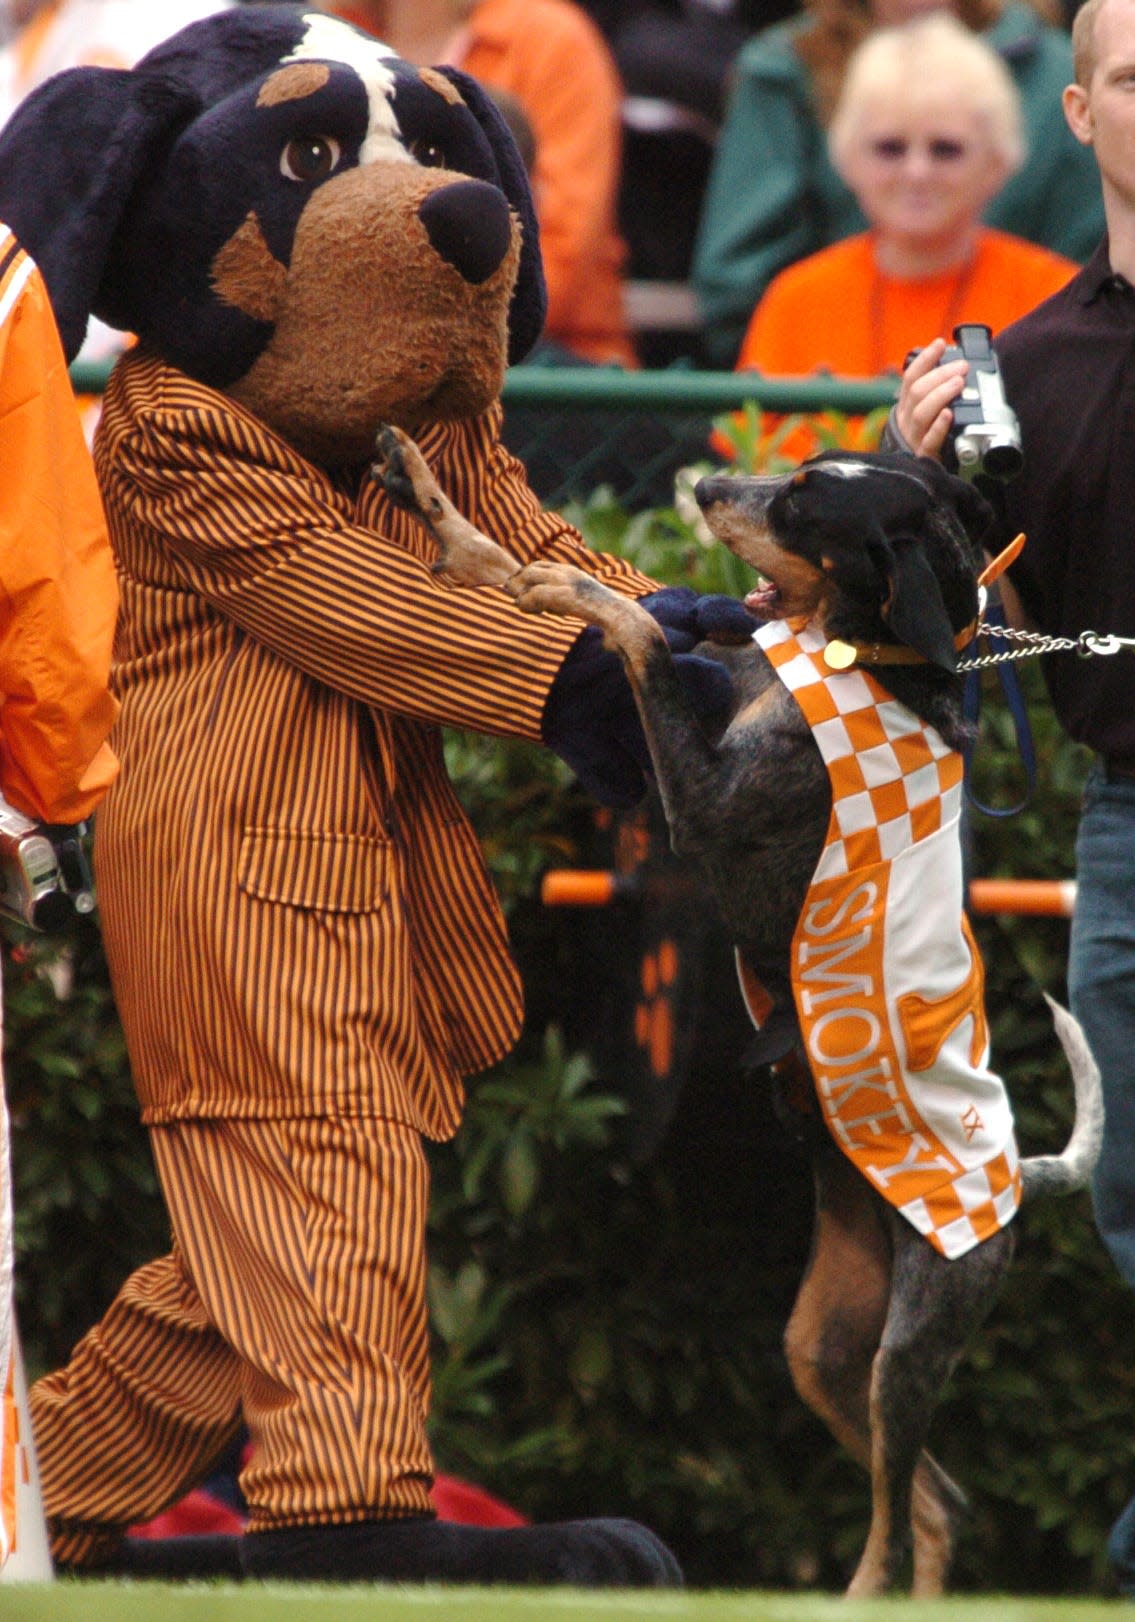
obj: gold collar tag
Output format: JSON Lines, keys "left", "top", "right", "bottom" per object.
{"left": 823, "top": 640, "right": 859, "bottom": 671}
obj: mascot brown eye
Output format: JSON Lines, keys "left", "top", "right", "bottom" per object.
{"left": 408, "top": 140, "right": 446, "bottom": 169}
{"left": 280, "top": 135, "right": 342, "bottom": 183}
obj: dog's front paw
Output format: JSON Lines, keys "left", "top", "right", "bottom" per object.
{"left": 373, "top": 425, "right": 519, "bottom": 589}
{"left": 371, "top": 424, "right": 443, "bottom": 522}
{"left": 506, "top": 562, "right": 619, "bottom": 623}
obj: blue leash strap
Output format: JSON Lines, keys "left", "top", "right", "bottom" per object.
{"left": 962, "top": 605, "right": 1037, "bottom": 817}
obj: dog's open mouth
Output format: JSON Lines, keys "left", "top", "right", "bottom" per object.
{"left": 744, "top": 574, "right": 783, "bottom": 619}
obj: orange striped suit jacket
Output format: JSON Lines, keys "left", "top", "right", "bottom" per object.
{"left": 93, "top": 349, "right": 654, "bottom": 1139}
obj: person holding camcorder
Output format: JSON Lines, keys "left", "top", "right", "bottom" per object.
{"left": 0, "top": 220, "right": 118, "bottom": 1573}
{"left": 888, "top": 0, "right": 1135, "bottom": 1592}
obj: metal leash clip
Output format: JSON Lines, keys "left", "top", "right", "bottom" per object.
{"left": 1077, "top": 631, "right": 1135, "bottom": 658}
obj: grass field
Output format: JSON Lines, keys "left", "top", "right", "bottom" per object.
{"left": 0, "top": 1585, "right": 1131, "bottom": 1622}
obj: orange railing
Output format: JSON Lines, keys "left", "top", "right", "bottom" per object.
{"left": 542, "top": 870, "right": 1076, "bottom": 918}
{"left": 967, "top": 878, "right": 1076, "bottom": 917}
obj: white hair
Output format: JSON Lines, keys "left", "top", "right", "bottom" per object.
{"left": 828, "top": 13, "right": 1025, "bottom": 177}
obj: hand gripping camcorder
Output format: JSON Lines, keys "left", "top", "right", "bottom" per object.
{"left": 938, "top": 323, "right": 1023, "bottom": 481}
{"left": 906, "top": 323, "right": 1023, "bottom": 481}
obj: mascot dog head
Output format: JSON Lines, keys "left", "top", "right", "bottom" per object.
{"left": 0, "top": 5, "right": 545, "bottom": 464}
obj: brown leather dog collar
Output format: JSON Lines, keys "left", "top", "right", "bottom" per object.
{"left": 821, "top": 532, "right": 1026, "bottom": 671}
{"left": 821, "top": 633, "right": 975, "bottom": 671}
{"left": 784, "top": 613, "right": 963, "bottom": 670}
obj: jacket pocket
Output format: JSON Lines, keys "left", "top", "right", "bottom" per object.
{"left": 237, "top": 827, "right": 391, "bottom": 913}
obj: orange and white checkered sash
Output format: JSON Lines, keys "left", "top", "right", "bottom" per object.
{"left": 756, "top": 618, "right": 1020, "bottom": 1259}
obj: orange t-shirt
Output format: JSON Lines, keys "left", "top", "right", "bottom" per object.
{"left": 738, "top": 228, "right": 1077, "bottom": 377}
{"left": 328, "top": 0, "right": 636, "bottom": 368}
{"left": 455, "top": 0, "right": 635, "bottom": 368}
{"left": 729, "top": 229, "right": 1076, "bottom": 464}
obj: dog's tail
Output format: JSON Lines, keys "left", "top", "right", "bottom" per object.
{"left": 1019, "top": 993, "right": 1104, "bottom": 1200}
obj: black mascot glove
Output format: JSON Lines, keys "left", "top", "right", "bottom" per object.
{"left": 542, "top": 607, "right": 741, "bottom": 809}
{"left": 635, "top": 586, "right": 759, "bottom": 651}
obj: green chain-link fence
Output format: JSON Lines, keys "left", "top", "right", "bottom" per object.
{"left": 71, "top": 361, "right": 899, "bottom": 511}
{"left": 497, "top": 367, "right": 898, "bottom": 509}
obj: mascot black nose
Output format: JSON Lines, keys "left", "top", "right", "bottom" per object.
{"left": 418, "top": 180, "right": 512, "bottom": 286}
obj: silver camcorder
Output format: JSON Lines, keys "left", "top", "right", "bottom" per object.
{"left": 0, "top": 796, "right": 95, "bottom": 931}
{"left": 940, "top": 323, "right": 1023, "bottom": 481}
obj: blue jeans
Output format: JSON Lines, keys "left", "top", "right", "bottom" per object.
{"left": 1070, "top": 765, "right": 1135, "bottom": 1288}
{"left": 1111, "top": 1495, "right": 1135, "bottom": 1597}
{"left": 1067, "top": 764, "right": 1135, "bottom": 1593}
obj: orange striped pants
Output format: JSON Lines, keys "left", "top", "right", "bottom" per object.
{"left": 30, "top": 1116, "right": 435, "bottom": 1567}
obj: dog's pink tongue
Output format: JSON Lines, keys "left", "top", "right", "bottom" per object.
{"left": 744, "top": 582, "right": 780, "bottom": 618}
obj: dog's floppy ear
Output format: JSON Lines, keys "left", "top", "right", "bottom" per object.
{"left": 915, "top": 456, "right": 997, "bottom": 555}
{"left": 867, "top": 528, "right": 959, "bottom": 672}
{"left": 435, "top": 65, "right": 546, "bottom": 364}
{"left": 952, "top": 472, "right": 999, "bottom": 556}
{"left": 0, "top": 66, "right": 200, "bottom": 360}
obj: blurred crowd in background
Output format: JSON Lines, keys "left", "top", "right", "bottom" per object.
{"left": 0, "top": 0, "right": 1098, "bottom": 380}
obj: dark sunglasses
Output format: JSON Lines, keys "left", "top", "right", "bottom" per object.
{"left": 869, "top": 136, "right": 969, "bottom": 162}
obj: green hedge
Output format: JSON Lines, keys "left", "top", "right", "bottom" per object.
{"left": 6, "top": 424, "right": 1132, "bottom": 1596}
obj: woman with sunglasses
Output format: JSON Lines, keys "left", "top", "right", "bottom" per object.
{"left": 693, "top": 0, "right": 1100, "bottom": 369}
{"left": 732, "top": 11, "right": 1077, "bottom": 391}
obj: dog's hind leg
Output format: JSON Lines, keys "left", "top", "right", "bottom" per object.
{"left": 909, "top": 1452, "right": 968, "bottom": 1597}
{"left": 784, "top": 1139, "right": 892, "bottom": 1485}
{"left": 786, "top": 1143, "right": 979, "bottom": 1595}
{"left": 848, "top": 1218, "right": 1015, "bottom": 1597}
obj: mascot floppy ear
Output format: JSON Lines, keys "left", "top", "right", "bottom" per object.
{"left": 0, "top": 67, "right": 200, "bottom": 361}
{"left": 436, "top": 65, "right": 546, "bottom": 365}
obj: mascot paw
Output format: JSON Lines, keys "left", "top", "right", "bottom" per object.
{"left": 639, "top": 587, "right": 758, "bottom": 650}
{"left": 241, "top": 1516, "right": 683, "bottom": 1587}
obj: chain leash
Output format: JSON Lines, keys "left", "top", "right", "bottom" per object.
{"left": 958, "top": 625, "right": 1135, "bottom": 672}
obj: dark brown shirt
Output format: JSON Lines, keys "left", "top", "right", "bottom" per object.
{"left": 993, "top": 239, "right": 1135, "bottom": 762}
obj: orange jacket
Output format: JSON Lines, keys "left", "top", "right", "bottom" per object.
{"left": 455, "top": 0, "right": 635, "bottom": 368}
{"left": 737, "top": 228, "right": 1078, "bottom": 379}
{"left": 0, "top": 226, "right": 118, "bottom": 823}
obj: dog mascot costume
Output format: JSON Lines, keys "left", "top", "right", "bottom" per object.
{"left": 0, "top": 4, "right": 747, "bottom": 1584}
